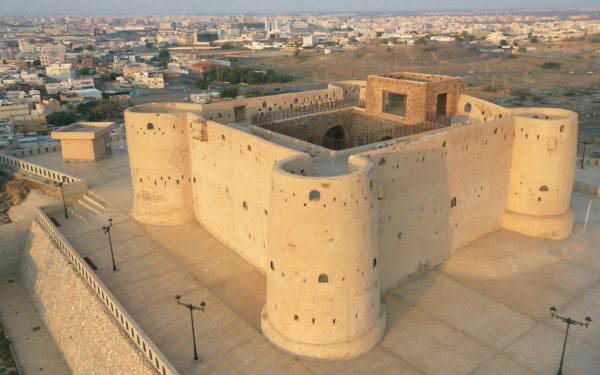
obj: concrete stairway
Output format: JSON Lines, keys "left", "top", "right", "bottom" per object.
{"left": 68, "top": 192, "right": 109, "bottom": 222}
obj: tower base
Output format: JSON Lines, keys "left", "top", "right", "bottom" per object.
{"left": 502, "top": 208, "right": 575, "bottom": 240}
{"left": 260, "top": 305, "right": 386, "bottom": 360}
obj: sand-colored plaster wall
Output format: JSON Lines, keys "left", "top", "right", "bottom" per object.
{"left": 502, "top": 108, "right": 578, "bottom": 239}
{"left": 262, "top": 154, "right": 384, "bottom": 357}
{"left": 361, "top": 118, "right": 515, "bottom": 289}
{"left": 125, "top": 107, "right": 195, "bottom": 226}
{"left": 188, "top": 117, "right": 308, "bottom": 269}
{"left": 196, "top": 87, "right": 345, "bottom": 123}
{"left": 329, "top": 80, "right": 366, "bottom": 100}
{"left": 457, "top": 95, "right": 512, "bottom": 122}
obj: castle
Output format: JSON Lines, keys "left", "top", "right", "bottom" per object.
{"left": 124, "top": 73, "right": 577, "bottom": 360}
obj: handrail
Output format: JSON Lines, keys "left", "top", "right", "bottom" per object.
{"left": 35, "top": 208, "right": 179, "bottom": 375}
{"left": 0, "top": 152, "right": 80, "bottom": 184}
{"left": 251, "top": 99, "right": 365, "bottom": 126}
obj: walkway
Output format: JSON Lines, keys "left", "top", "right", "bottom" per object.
{"left": 0, "top": 276, "right": 71, "bottom": 375}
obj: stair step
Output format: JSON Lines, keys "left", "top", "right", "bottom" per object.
{"left": 69, "top": 204, "right": 94, "bottom": 220}
{"left": 77, "top": 199, "right": 102, "bottom": 215}
{"left": 84, "top": 191, "right": 110, "bottom": 210}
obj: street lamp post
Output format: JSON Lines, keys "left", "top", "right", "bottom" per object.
{"left": 175, "top": 295, "right": 206, "bottom": 363}
{"left": 56, "top": 180, "right": 68, "bottom": 219}
{"left": 550, "top": 306, "right": 592, "bottom": 375}
{"left": 579, "top": 139, "right": 592, "bottom": 169}
{"left": 102, "top": 218, "right": 118, "bottom": 272}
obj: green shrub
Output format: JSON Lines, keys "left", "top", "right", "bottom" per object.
{"left": 541, "top": 62, "right": 562, "bottom": 69}
{"left": 467, "top": 82, "right": 476, "bottom": 87}
{"left": 507, "top": 54, "right": 518, "bottom": 59}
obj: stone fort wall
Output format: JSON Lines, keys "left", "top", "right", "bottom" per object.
{"left": 124, "top": 87, "right": 577, "bottom": 359}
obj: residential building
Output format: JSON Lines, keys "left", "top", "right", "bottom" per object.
{"left": 45, "top": 64, "right": 74, "bottom": 81}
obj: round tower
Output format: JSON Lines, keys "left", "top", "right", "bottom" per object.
{"left": 502, "top": 108, "right": 578, "bottom": 239}
{"left": 261, "top": 155, "right": 386, "bottom": 359}
{"left": 124, "top": 104, "right": 195, "bottom": 225}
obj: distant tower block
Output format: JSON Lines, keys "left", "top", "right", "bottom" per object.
{"left": 125, "top": 105, "right": 195, "bottom": 226}
{"left": 261, "top": 155, "right": 386, "bottom": 359}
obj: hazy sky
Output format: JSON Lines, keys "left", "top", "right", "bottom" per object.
{"left": 1, "top": 0, "right": 598, "bottom": 15}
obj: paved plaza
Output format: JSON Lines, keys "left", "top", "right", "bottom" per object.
{"left": 12, "top": 147, "right": 600, "bottom": 374}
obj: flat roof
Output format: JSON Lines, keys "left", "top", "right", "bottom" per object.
{"left": 51, "top": 121, "right": 116, "bottom": 140}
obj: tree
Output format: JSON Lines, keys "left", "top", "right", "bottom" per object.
{"left": 78, "top": 67, "right": 91, "bottom": 76}
{"left": 500, "top": 39, "right": 508, "bottom": 46}
{"left": 376, "top": 31, "right": 383, "bottom": 38}
{"left": 220, "top": 43, "right": 234, "bottom": 50}
{"left": 32, "top": 58, "right": 41, "bottom": 66}
{"left": 513, "top": 40, "right": 519, "bottom": 46}
{"left": 46, "top": 111, "right": 76, "bottom": 127}
{"left": 102, "top": 92, "right": 110, "bottom": 100}
{"left": 530, "top": 36, "right": 539, "bottom": 43}
{"left": 158, "top": 49, "right": 171, "bottom": 61}
{"left": 195, "top": 78, "right": 208, "bottom": 90}
{"left": 65, "top": 104, "right": 77, "bottom": 115}
{"left": 145, "top": 42, "right": 154, "bottom": 49}
{"left": 414, "top": 37, "right": 427, "bottom": 45}
{"left": 220, "top": 86, "right": 239, "bottom": 99}
{"left": 94, "top": 100, "right": 120, "bottom": 119}
{"left": 85, "top": 45, "right": 95, "bottom": 51}
{"left": 99, "top": 72, "right": 121, "bottom": 81}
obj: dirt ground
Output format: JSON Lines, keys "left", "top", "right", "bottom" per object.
{"left": 0, "top": 168, "right": 31, "bottom": 225}
{"left": 232, "top": 35, "right": 600, "bottom": 117}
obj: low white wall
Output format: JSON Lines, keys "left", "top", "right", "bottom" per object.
{"left": 0, "top": 152, "right": 88, "bottom": 203}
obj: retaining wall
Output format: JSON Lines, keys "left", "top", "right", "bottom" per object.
{"left": 18, "top": 211, "right": 179, "bottom": 375}
{"left": 0, "top": 220, "right": 32, "bottom": 278}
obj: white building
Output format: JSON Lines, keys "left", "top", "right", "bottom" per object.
{"left": 265, "top": 19, "right": 279, "bottom": 32}
{"left": 68, "top": 78, "right": 95, "bottom": 90}
{"left": 45, "top": 64, "right": 73, "bottom": 81}
{"left": 302, "top": 35, "right": 319, "bottom": 47}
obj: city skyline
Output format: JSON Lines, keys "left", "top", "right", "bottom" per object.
{"left": 1, "top": 0, "right": 600, "bottom": 16}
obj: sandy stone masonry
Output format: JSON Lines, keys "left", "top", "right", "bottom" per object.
{"left": 124, "top": 72, "right": 577, "bottom": 360}
{"left": 18, "top": 222, "right": 158, "bottom": 375}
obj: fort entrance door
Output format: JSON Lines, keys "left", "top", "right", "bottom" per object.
{"left": 436, "top": 93, "right": 447, "bottom": 116}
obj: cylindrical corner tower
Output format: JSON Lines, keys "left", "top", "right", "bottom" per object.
{"left": 261, "top": 155, "right": 386, "bottom": 359}
{"left": 502, "top": 108, "right": 578, "bottom": 239}
{"left": 124, "top": 104, "right": 195, "bottom": 225}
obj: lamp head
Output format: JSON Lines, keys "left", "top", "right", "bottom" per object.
{"left": 200, "top": 301, "right": 206, "bottom": 308}
{"left": 550, "top": 306, "right": 556, "bottom": 317}
{"left": 108, "top": 218, "right": 113, "bottom": 223}
{"left": 175, "top": 295, "right": 181, "bottom": 300}
{"left": 585, "top": 317, "right": 592, "bottom": 327}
